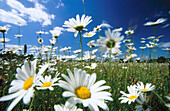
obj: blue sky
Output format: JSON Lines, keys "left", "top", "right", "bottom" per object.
{"left": 0, "top": 0, "right": 170, "bottom": 58}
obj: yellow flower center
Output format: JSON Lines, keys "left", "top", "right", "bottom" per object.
{"left": 42, "top": 82, "right": 52, "bottom": 87}
{"left": 90, "top": 66, "right": 93, "bottom": 69}
{"left": 87, "top": 34, "right": 92, "bottom": 37}
{"left": 113, "top": 52, "right": 118, "bottom": 55}
{"left": 106, "top": 39, "right": 116, "bottom": 48}
{"left": 74, "top": 25, "right": 84, "bottom": 31}
{"left": 9, "top": 49, "right": 15, "bottom": 51}
{"left": 129, "top": 55, "right": 133, "bottom": 58}
{"left": 53, "top": 35, "right": 58, "bottom": 38}
{"left": 23, "top": 77, "right": 34, "bottom": 90}
{"left": 75, "top": 86, "right": 91, "bottom": 99}
{"left": 129, "top": 96, "right": 137, "bottom": 100}
{"left": 142, "top": 88, "right": 148, "bottom": 92}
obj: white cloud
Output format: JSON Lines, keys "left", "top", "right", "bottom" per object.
{"left": 0, "top": 9, "right": 27, "bottom": 26}
{"left": 159, "top": 42, "right": 170, "bottom": 47}
{"left": 56, "top": 0, "right": 64, "bottom": 8}
{"left": 0, "top": 0, "right": 55, "bottom": 26}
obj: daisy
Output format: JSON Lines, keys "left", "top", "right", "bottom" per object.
{"left": 140, "top": 41, "right": 145, "bottom": 43}
{"left": 49, "top": 37, "right": 56, "bottom": 45}
{"left": 135, "top": 93, "right": 151, "bottom": 111}
{"left": 0, "top": 60, "right": 49, "bottom": 111}
{"left": 128, "top": 46, "right": 136, "bottom": 50}
{"left": 85, "top": 63, "right": 98, "bottom": 69}
{"left": 93, "top": 25, "right": 102, "bottom": 32}
{"left": 87, "top": 40, "right": 96, "bottom": 48}
{"left": 146, "top": 44, "right": 153, "bottom": 48}
{"left": 125, "top": 29, "right": 134, "bottom": 35}
{"left": 0, "top": 38, "right": 11, "bottom": 43}
{"left": 63, "top": 14, "right": 92, "bottom": 37}
{"left": 35, "top": 74, "right": 60, "bottom": 91}
{"left": 73, "top": 49, "right": 81, "bottom": 54}
{"left": 36, "top": 30, "right": 45, "bottom": 35}
{"left": 54, "top": 104, "right": 83, "bottom": 111}
{"left": 83, "top": 31, "right": 96, "bottom": 38}
{"left": 147, "top": 36, "right": 155, "bottom": 40}
{"left": 38, "top": 38, "right": 43, "bottom": 44}
{"left": 50, "top": 28, "right": 63, "bottom": 38}
{"left": 123, "top": 39, "right": 131, "bottom": 43}
{"left": 59, "top": 68, "right": 113, "bottom": 111}
{"left": 0, "top": 25, "right": 10, "bottom": 32}
{"left": 139, "top": 47, "right": 146, "bottom": 50}
{"left": 136, "top": 82, "right": 155, "bottom": 92}
{"left": 144, "top": 18, "right": 167, "bottom": 26}
{"left": 113, "top": 27, "right": 123, "bottom": 32}
{"left": 119, "top": 85, "right": 140, "bottom": 104}
{"left": 97, "top": 28, "right": 124, "bottom": 54}
{"left": 15, "top": 34, "right": 23, "bottom": 38}
{"left": 141, "top": 38, "right": 146, "bottom": 40}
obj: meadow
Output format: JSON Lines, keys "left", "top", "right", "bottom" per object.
{"left": 0, "top": 54, "right": 169, "bottom": 110}
{"left": 0, "top": 1, "right": 169, "bottom": 110}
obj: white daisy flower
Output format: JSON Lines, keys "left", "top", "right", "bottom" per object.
{"left": 73, "top": 49, "right": 81, "bottom": 54}
{"left": 0, "top": 60, "right": 49, "bottom": 111}
{"left": 49, "top": 37, "right": 56, "bottom": 45}
{"left": 0, "top": 25, "right": 10, "bottom": 32}
{"left": 38, "top": 38, "right": 43, "bottom": 44}
{"left": 15, "top": 34, "right": 23, "bottom": 38}
{"left": 125, "top": 29, "right": 134, "bottom": 35}
{"left": 83, "top": 31, "right": 96, "bottom": 37}
{"left": 135, "top": 93, "right": 151, "bottom": 111}
{"left": 87, "top": 40, "right": 97, "bottom": 48}
{"left": 54, "top": 104, "right": 83, "bottom": 111}
{"left": 146, "top": 44, "right": 153, "bottom": 48}
{"left": 36, "top": 30, "right": 45, "bottom": 35}
{"left": 119, "top": 85, "right": 140, "bottom": 104}
{"left": 144, "top": 18, "right": 167, "bottom": 26}
{"left": 140, "top": 41, "right": 145, "bottom": 43}
{"left": 93, "top": 25, "right": 102, "bottom": 32}
{"left": 141, "top": 38, "right": 146, "bottom": 40}
{"left": 128, "top": 46, "right": 136, "bottom": 50}
{"left": 35, "top": 74, "right": 60, "bottom": 91}
{"left": 136, "top": 82, "right": 155, "bottom": 92}
{"left": 123, "top": 39, "right": 131, "bottom": 43}
{"left": 50, "top": 27, "right": 63, "bottom": 38}
{"left": 113, "top": 27, "right": 123, "bottom": 32}
{"left": 63, "top": 14, "right": 92, "bottom": 37}
{"left": 97, "top": 28, "right": 124, "bottom": 54}
{"left": 0, "top": 38, "right": 11, "bottom": 43}
{"left": 147, "top": 36, "right": 155, "bottom": 40}
{"left": 85, "top": 63, "right": 98, "bottom": 69}
{"left": 59, "top": 68, "right": 113, "bottom": 111}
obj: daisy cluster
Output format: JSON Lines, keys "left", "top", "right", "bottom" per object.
{"left": 119, "top": 82, "right": 155, "bottom": 111}
{"left": 0, "top": 59, "right": 112, "bottom": 111}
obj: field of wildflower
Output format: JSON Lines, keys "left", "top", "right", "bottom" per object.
{"left": 0, "top": 1, "right": 170, "bottom": 111}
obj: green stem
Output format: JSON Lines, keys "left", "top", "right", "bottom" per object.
{"left": 48, "top": 44, "right": 54, "bottom": 63}
{"left": 152, "top": 91, "right": 166, "bottom": 105}
{"left": 47, "top": 89, "right": 49, "bottom": 111}
{"left": 3, "top": 32, "right": 5, "bottom": 53}
{"left": 79, "top": 31, "right": 83, "bottom": 68}
{"left": 29, "top": 94, "right": 35, "bottom": 110}
{"left": 109, "top": 49, "right": 112, "bottom": 75}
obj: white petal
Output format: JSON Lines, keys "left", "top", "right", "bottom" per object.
{"left": 87, "top": 73, "right": 96, "bottom": 88}
{"left": 7, "top": 91, "right": 27, "bottom": 111}
{"left": 0, "top": 90, "right": 24, "bottom": 101}
{"left": 63, "top": 91, "right": 75, "bottom": 97}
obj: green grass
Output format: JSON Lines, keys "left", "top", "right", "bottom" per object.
{"left": 0, "top": 59, "right": 169, "bottom": 111}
